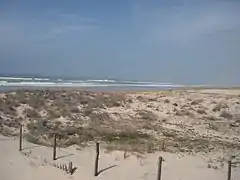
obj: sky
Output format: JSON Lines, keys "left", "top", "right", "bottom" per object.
{"left": 0, "top": 0, "right": 239, "bottom": 85}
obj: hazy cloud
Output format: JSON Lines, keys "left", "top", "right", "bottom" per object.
{"left": 0, "top": 9, "right": 99, "bottom": 40}
{"left": 133, "top": 1, "right": 240, "bottom": 43}
{"left": 45, "top": 24, "right": 99, "bottom": 39}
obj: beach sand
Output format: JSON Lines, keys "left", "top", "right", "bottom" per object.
{"left": 1, "top": 134, "right": 240, "bottom": 180}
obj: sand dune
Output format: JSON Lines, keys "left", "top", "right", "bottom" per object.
{"left": 0, "top": 89, "right": 240, "bottom": 179}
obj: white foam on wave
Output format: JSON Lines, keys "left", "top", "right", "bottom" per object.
{"left": 119, "top": 80, "right": 173, "bottom": 85}
{"left": 0, "top": 81, "right": 8, "bottom": 84}
{"left": 67, "top": 80, "right": 86, "bottom": 83}
{"left": 0, "top": 76, "right": 173, "bottom": 86}
{"left": 85, "top": 79, "right": 116, "bottom": 83}
{"left": 1, "top": 82, "right": 56, "bottom": 86}
{"left": 0, "top": 76, "right": 33, "bottom": 81}
{"left": 0, "top": 81, "right": 184, "bottom": 88}
{"left": 33, "top": 78, "right": 50, "bottom": 81}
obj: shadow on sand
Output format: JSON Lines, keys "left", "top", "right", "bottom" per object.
{"left": 56, "top": 153, "right": 74, "bottom": 160}
{"left": 97, "top": 165, "right": 118, "bottom": 175}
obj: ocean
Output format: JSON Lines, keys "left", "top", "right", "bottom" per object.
{"left": 0, "top": 76, "right": 187, "bottom": 92}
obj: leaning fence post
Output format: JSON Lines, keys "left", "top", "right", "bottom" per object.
{"left": 157, "top": 156, "right": 163, "bottom": 180}
{"left": 94, "top": 142, "right": 100, "bottom": 176}
{"left": 53, "top": 133, "right": 57, "bottom": 160}
{"left": 227, "top": 160, "right": 232, "bottom": 180}
{"left": 19, "top": 124, "right": 23, "bottom": 151}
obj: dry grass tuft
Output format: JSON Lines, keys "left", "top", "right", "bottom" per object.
{"left": 137, "top": 110, "right": 158, "bottom": 121}
{"left": 220, "top": 110, "right": 233, "bottom": 119}
{"left": 190, "top": 99, "right": 204, "bottom": 105}
{"left": 24, "top": 108, "right": 41, "bottom": 118}
{"left": 212, "top": 102, "right": 229, "bottom": 112}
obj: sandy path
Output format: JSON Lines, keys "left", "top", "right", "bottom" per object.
{"left": 0, "top": 135, "right": 240, "bottom": 180}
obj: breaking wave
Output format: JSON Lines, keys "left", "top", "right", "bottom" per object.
{"left": 0, "top": 76, "right": 184, "bottom": 89}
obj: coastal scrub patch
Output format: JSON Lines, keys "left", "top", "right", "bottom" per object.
{"left": 24, "top": 108, "right": 41, "bottom": 118}
{"left": 190, "top": 99, "right": 204, "bottom": 105}
{"left": 212, "top": 102, "right": 229, "bottom": 112}
{"left": 102, "top": 131, "right": 151, "bottom": 144}
{"left": 220, "top": 110, "right": 233, "bottom": 119}
{"left": 137, "top": 110, "right": 158, "bottom": 121}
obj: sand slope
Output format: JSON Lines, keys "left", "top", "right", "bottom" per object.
{"left": 1, "top": 135, "right": 240, "bottom": 180}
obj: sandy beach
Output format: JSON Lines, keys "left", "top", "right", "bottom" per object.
{"left": 1, "top": 134, "right": 240, "bottom": 180}
{"left": 0, "top": 88, "right": 240, "bottom": 179}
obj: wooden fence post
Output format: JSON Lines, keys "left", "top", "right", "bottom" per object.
{"left": 227, "top": 160, "right": 232, "bottom": 180}
{"left": 157, "top": 156, "right": 163, "bottom": 180}
{"left": 162, "top": 139, "right": 166, "bottom": 151}
{"left": 53, "top": 134, "right": 57, "bottom": 160}
{"left": 19, "top": 124, "right": 23, "bottom": 151}
{"left": 64, "top": 164, "right": 67, "bottom": 172}
{"left": 124, "top": 148, "right": 127, "bottom": 159}
{"left": 69, "top": 161, "right": 73, "bottom": 175}
{"left": 94, "top": 142, "right": 100, "bottom": 176}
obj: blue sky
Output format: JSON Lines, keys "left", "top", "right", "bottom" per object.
{"left": 0, "top": 0, "right": 239, "bottom": 85}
